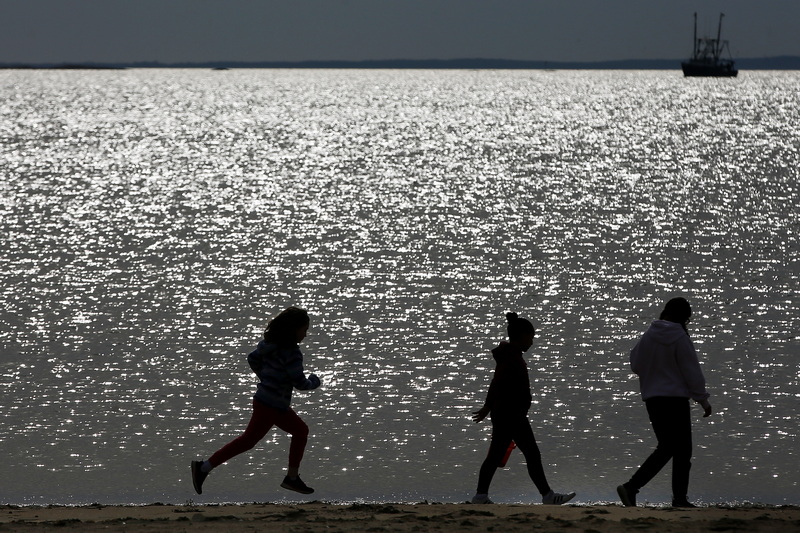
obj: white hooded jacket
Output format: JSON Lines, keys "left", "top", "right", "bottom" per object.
{"left": 630, "top": 320, "right": 710, "bottom": 402}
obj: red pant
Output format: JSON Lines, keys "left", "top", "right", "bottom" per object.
{"left": 209, "top": 399, "right": 309, "bottom": 468}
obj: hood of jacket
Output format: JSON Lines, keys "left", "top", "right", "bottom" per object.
{"left": 491, "top": 341, "right": 523, "bottom": 362}
{"left": 643, "top": 320, "right": 688, "bottom": 346}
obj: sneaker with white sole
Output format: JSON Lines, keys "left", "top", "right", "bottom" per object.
{"left": 471, "top": 494, "right": 494, "bottom": 504}
{"left": 280, "top": 476, "right": 315, "bottom": 494}
{"left": 542, "top": 490, "right": 576, "bottom": 505}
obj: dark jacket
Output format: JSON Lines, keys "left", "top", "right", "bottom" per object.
{"left": 247, "top": 340, "right": 320, "bottom": 410}
{"left": 484, "top": 341, "right": 533, "bottom": 417}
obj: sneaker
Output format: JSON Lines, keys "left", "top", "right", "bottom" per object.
{"left": 280, "top": 476, "right": 314, "bottom": 495}
{"left": 672, "top": 499, "right": 698, "bottom": 508}
{"left": 542, "top": 490, "right": 576, "bottom": 505}
{"left": 617, "top": 484, "right": 637, "bottom": 507}
{"left": 471, "top": 494, "right": 494, "bottom": 504}
{"left": 191, "top": 460, "right": 208, "bottom": 495}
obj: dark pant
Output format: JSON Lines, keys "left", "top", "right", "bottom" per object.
{"left": 209, "top": 399, "right": 309, "bottom": 468}
{"left": 477, "top": 413, "right": 551, "bottom": 495}
{"left": 627, "top": 397, "right": 692, "bottom": 500}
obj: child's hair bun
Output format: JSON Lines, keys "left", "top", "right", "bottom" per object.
{"left": 506, "top": 312, "right": 519, "bottom": 323}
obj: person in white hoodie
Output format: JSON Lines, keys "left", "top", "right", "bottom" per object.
{"left": 617, "top": 297, "right": 712, "bottom": 508}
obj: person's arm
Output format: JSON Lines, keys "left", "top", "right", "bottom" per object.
{"left": 285, "top": 348, "right": 321, "bottom": 390}
{"left": 676, "top": 337, "right": 711, "bottom": 416}
{"left": 472, "top": 405, "right": 490, "bottom": 423}
{"left": 247, "top": 346, "right": 265, "bottom": 376}
{"left": 484, "top": 374, "right": 499, "bottom": 409}
{"left": 629, "top": 339, "right": 643, "bottom": 375}
{"left": 473, "top": 362, "right": 503, "bottom": 423}
{"left": 698, "top": 399, "right": 713, "bottom": 417}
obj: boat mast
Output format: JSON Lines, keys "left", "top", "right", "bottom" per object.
{"left": 715, "top": 13, "right": 725, "bottom": 60}
{"left": 693, "top": 12, "right": 698, "bottom": 59}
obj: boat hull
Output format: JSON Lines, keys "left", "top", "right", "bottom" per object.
{"left": 681, "top": 61, "right": 738, "bottom": 77}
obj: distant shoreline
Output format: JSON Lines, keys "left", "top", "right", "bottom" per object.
{"left": 2, "top": 56, "right": 799, "bottom": 70}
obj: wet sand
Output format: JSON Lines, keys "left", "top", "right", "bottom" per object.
{"left": 2, "top": 502, "right": 799, "bottom": 532}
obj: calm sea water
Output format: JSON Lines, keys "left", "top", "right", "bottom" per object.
{"left": 0, "top": 69, "right": 798, "bottom": 506}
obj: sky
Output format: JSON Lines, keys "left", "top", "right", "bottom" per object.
{"left": 1, "top": 0, "right": 799, "bottom": 65}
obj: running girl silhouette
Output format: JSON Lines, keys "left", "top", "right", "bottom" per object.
{"left": 192, "top": 307, "right": 321, "bottom": 495}
{"left": 471, "top": 312, "right": 575, "bottom": 505}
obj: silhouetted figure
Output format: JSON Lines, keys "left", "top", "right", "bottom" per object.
{"left": 617, "top": 297, "right": 712, "bottom": 508}
{"left": 191, "top": 307, "right": 321, "bottom": 496}
{"left": 471, "top": 312, "right": 576, "bottom": 505}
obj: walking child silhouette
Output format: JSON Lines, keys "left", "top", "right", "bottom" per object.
{"left": 471, "top": 312, "right": 575, "bottom": 505}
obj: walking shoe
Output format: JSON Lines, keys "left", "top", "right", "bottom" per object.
{"left": 672, "top": 499, "right": 698, "bottom": 508}
{"left": 471, "top": 494, "right": 494, "bottom": 504}
{"left": 191, "top": 460, "right": 208, "bottom": 495}
{"left": 280, "top": 476, "right": 315, "bottom": 494}
{"left": 542, "top": 490, "right": 576, "bottom": 505}
{"left": 617, "top": 484, "right": 637, "bottom": 507}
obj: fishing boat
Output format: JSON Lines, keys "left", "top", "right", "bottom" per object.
{"left": 681, "top": 13, "right": 738, "bottom": 77}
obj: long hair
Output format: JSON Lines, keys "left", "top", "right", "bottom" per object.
{"left": 264, "top": 307, "right": 309, "bottom": 346}
{"left": 660, "top": 297, "right": 692, "bottom": 322}
{"left": 506, "top": 312, "right": 535, "bottom": 340}
{"left": 660, "top": 297, "right": 692, "bottom": 332}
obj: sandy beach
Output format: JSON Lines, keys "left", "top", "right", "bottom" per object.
{"left": 2, "top": 502, "right": 799, "bottom": 532}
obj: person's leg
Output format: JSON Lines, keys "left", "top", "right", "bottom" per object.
{"left": 626, "top": 397, "right": 677, "bottom": 492}
{"left": 272, "top": 408, "right": 310, "bottom": 474}
{"left": 476, "top": 419, "right": 514, "bottom": 495}
{"left": 670, "top": 400, "right": 693, "bottom": 503}
{"left": 511, "top": 418, "right": 551, "bottom": 496}
{"left": 208, "top": 399, "right": 275, "bottom": 468}
{"left": 273, "top": 409, "right": 315, "bottom": 494}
